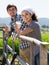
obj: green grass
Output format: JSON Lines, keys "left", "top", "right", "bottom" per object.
{"left": 0, "top": 31, "right": 20, "bottom": 55}
{"left": 0, "top": 39, "right": 3, "bottom": 47}
{"left": 0, "top": 31, "right": 3, "bottom": 37}
{"left": 42, "top": 32, "right": 49, "bottom": 42}
{"left": 42, "top": 32, "right": 49, "bottom": 51}
{"left": 8, "top": 37, "right": 20, "bottom": 55}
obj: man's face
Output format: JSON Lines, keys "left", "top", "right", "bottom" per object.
{"left": 7, "top": 7, "right": 17, "bottom": 18}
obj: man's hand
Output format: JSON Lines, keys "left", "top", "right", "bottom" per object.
{"left": 5, "top": 26, "right": 9, "bottom": 35}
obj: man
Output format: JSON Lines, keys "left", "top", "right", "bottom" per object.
{"left": 5, "top": 4, "right": 22, "bottom": 36}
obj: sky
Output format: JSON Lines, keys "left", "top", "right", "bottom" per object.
{"left": 0, "top": 0, "right": 49, "bottom": 18}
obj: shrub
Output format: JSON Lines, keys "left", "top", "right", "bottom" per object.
{"left": 42, "top": 32, "right": 49, "bottom": 51}
{"left": 8, "top": 37, "right": 19, "bottom": 55}
{"left": 0, "top": 37, "right": 20, "bottom": 55}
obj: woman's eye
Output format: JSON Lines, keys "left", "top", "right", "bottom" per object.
{"left": 26, "top": 13, "right": 28, "bottom": 15}
{"left": 22, "top": 15, "right": 25, "bottom": 17}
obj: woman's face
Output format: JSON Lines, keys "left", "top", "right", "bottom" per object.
{"left": 21, "top": 10, "right": 32, "bottom": 22}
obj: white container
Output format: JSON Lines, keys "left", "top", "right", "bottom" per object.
{"left": 6, "top": 25, "right": 11, "bottom": 31}
{"left": 16, "top": 21, "right": 22, "bottom": 28}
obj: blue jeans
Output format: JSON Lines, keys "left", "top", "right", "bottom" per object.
{"left": 35, "top": 52, "right": 49, "bottom": 65}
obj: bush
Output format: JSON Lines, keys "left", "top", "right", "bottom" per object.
{"left": 0, "top": 39, "right": 3, "bottom": 47}
{"left": 0, "top": 39, "right": 3, "bottom": 55}
{"left": 42, "top": 32, "right": 49, "bottom": 51}
{"left": 0, "top": 37, "right": 20, "bottom": 55}
{"left": 8, "top": 37, "right": 19, "bottom": 55}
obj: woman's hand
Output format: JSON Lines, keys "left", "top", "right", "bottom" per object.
{"left": 14, "top": 22, "right": 22, "bottom": 34}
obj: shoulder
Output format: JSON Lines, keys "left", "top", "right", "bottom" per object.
{"left": 29, "top": 21, "right": 40, "bottom": 29}
{"left": 16, "top": 14, "right": 21, "bottom": 18}
{"left": 16, "top": 14, "right": 22, "bottom": 21}
{"left": 31, "top": 21, "right": 40, "bottom": 27}
{"left": 34, "top": 22, "right": 40, "bottom": 26}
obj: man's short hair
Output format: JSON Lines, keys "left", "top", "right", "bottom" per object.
{"left": 6, "top": 4, "right": 17, "bottom": 11}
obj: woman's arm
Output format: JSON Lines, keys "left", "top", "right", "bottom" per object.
{"left": 20, "top": 28, "right": 33, "bottom": 35}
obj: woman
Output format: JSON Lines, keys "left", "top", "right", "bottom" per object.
{"left": 15, "top": 9, "right": 41, "bottom": 40}
{"left": 15, "top": 8, "right": 41, "bottom": 65}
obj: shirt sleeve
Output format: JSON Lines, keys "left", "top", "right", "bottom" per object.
{"left": 29, "top": 22, "right": 40, "bottom": 31}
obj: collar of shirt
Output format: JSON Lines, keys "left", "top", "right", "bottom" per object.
{"left": 11, "top": 14, "right": 17, "bottom": 22}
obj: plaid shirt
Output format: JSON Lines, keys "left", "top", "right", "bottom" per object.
{"left": 20, "top": 21, "right": 28, "bottom": 31}
{"left": 9, "top": 14, "right": 22, "bottom": 36}
{"left": 20, "top": 21, "right": 30, "bottom": 50}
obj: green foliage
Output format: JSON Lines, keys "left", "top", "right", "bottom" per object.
{"left": 0, "top": 39, "right": 3, "bottom": 47}
{"left": 8, "top": 37, "right": 20, "bottom": 55}
{"left": 0, "top": 39, "right": 3, "bottom": 55}
{"left": 42, "top": 32, "right": 49, "bottom": 51}
{"left": 42, "top": 32, "right": 49, "bottom": 42}
{"left": 8, "top": 37, "right": 12, "bottom": 47}
{"left": 14, "top": 38, "right": 20, "bottom": 55}
{"left": 0, "top": 36, "right": 20, "bottom": 55}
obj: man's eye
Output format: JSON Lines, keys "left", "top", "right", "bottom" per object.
{"left": 9, "top": 8, "right": 15, "bottom": 11}
{"left": 12, "top": 8, "right": 15, "bottom": 10}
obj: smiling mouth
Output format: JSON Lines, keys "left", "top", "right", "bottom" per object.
{"left": 25, "top": 18, "right": 28, "bottom": 20}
